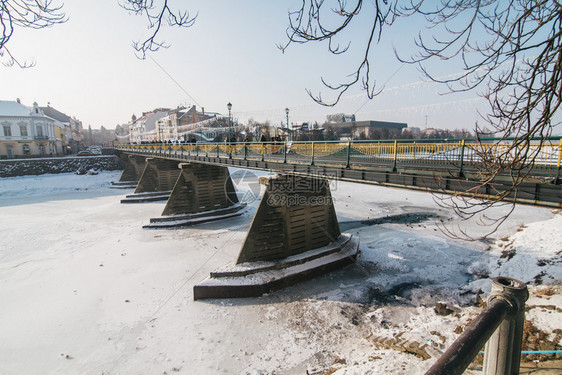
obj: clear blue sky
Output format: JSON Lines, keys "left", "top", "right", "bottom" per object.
{"left": 1, "top": 0, "right": 550, "bottom": 133}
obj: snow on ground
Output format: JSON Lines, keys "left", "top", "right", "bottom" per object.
{"left": 0, "top": 170, "right": 560, "bottom": 374}
{"left": 0, "top": 171, "right": 119, "bottom": 200}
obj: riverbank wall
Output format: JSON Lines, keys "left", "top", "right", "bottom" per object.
{"left": 0, "top": 155, "right": 124, "bottom": 177}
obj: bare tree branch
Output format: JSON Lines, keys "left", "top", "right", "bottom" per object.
{"left": 119, "top": 0, "right": 197, "bottom": 59}
{"left": 0, "top": 1, "right": 196, "bottom": 65}
{"left": 283, "top": 0, "right": 562, "bottom": 239}
{"left": 279, "top": 0, "right": 394, "bottom": 106}
{"left": 0, "top": 0, "right": 67, "bottom": 67}
{"left": 397, "top": 0, "right": 562, "bottom": 238}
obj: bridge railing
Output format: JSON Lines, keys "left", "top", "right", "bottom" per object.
{"left": 425, "top": 277, "right": 528, "bottom": 375}
{"left": 116, "top": 137, "right": 562, "bottom": 178}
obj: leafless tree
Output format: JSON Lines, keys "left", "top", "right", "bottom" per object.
{"left": 406, "top": 0, "right": 561, "bottom": 239}
{"left": 282, "top": 0, "right": 562, "bottom": 239}
{"left": 0, "top": 0, "right": 67, "bottom": 67}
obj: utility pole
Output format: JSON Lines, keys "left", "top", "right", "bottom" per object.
{"left": 227, "top": 102, "right": 232, "bottom": 143}
{"left": 285, "top": 107, "right": 290, "bottom": 141}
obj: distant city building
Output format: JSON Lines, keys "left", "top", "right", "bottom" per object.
{"left": 326, "top": 113, "right": 356, "bottom": 123}
{"left": 0, "top": 99, "right": 60, "bottom": 158}
{"left": 129, "top": 105, "right": 221, "bottom": 143}
{"left": 403, "top": 127, "right": 421, "bottom": 134}
{"left": 288, "top": 122, "right": 324, "bottom": 141}
{"left": 291, "top": 122, "right": 310, "bottom": 131}
{"left": 40, "top": 104, "right": 84, "bottom": 153}
{"left": 129, "top": 108, "right": 170, "bottom": 143}
{"left": 156, "top": 106, "right": 216, "bottom": 142}
{"left": 323, "top": 120, "right": 408, "bottom": 140}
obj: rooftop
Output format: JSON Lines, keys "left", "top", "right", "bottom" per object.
{"left": 326, "top": 120, "right": 408, "bottom": 130}
{"left": 0, "top": 100, "right": 33, "bottom": 117}
{"left": 40, "top": 105, "right": 72, "bottom": 123}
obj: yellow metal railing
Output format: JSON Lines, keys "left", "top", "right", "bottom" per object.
{"left": 116, "top": 139, "right": 562, "bottom": 170}
{"left": 558, "top": 139, "right": 562, "bottom": 168}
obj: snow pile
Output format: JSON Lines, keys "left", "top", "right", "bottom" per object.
{"left": 485, "top": 213, "right": 562, "bottom": 284}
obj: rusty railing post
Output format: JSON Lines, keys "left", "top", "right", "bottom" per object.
{"left": 555, "top": 138, "right": 562, "bottom": 184}
{"left": 458, "top": 139, "right": 466, "bottom": 178}
{"left": 346, "top": 141, "right": 351, "bottom": 168}
{"left": 392, "top": 140, "right": 398, "bottom": 172}
{"left": 425, "top": 277, "right": 528, "bottom": 375}
{"left": 483, "top": 277, "right": 529, "bottom": 375}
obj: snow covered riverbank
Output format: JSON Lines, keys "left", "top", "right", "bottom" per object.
{"left": 0, "top": 170, "right": 559, "bottom": 374}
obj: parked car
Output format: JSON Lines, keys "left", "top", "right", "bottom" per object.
{"left": 76, "top": 150, "right": 96, "bottom": 156}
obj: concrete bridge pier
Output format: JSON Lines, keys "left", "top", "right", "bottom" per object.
{"left": 121, "top": 158, "right": 181, "bottom": 203}
{"left": 194, "top": 174, "right": 360, "bottom": 299}
{"left": 112, "top": 154, "right": 146, "bottom": 189}
{"left": 143, "top": 163, "right": 246, "bottom": 228}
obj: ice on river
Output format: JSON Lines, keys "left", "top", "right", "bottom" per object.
{"left": 0, "top": 170, "right": 559, "bottom": 374}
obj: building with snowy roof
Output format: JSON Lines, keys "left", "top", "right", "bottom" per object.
{"left": 0, "top": 99, "right": 60, "bottom": 158}
{"left": 128, "top": 108, "right": 170, "bottom": 143}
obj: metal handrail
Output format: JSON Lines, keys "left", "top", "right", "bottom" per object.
{"left": 116, "top": 138, "right": 562, "bottom": 172}
{"left": 425, "top": 277, "right": 528, "bottom": 375}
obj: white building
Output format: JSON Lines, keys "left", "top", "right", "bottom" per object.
{"left": 0, "top": 100, "right": 59, "bottom": 158}
{"left": 129, "top": 106, "right": 221, "bottom": 143}
{"left": 128, "top": 109, "right": 170, "bottom": 144}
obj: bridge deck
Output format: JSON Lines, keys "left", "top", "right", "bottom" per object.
{"left": 116, "top": 140, "right": 562, "bottom": 208}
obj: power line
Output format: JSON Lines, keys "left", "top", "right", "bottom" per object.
{"left": 148, "top": 54, "right": 202, "bottom": 108}
{"left": 354, "top": 62, "right": 405, "bottom": 115}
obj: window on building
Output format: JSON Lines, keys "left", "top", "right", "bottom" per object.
{"left": 22, "top": 144, "right": 30, "bottom": 155}
{"left": 20, "top": 126, "right": 28, "bottom": 137}
{"left": 3, "top": 125, "right": 11, "bottom": 136}
{"left": 39, "top": 144, "right": 45, "bottom": 156}
{"left": 6, "top": 146, "right": 14, "bottom": 158}
{"left": 36, "top": 126, "right": 44, "bottom": 137}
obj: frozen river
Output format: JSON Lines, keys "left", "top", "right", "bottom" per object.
{"left": 0, "top": 170, "right": 560, "bottom": 374}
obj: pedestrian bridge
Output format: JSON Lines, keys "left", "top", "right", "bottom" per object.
{"left": 113, "top": 139, "right": 561, "bottom": 300}
{"left": 116, "top": 138, "right": 561, "bottom": 208}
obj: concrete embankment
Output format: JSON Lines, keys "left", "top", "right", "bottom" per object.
{"left": 0, "top": 155, "right": 124, "bottom": 177}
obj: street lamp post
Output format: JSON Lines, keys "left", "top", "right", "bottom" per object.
{"left": 227, "top": 102, "right": 232, "bottom": 143}
{"left": 285, "top": 107, "right": 289, "bottom": 141}
{"left": 227, "top": 102, "right": 233, "bottom": 159}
